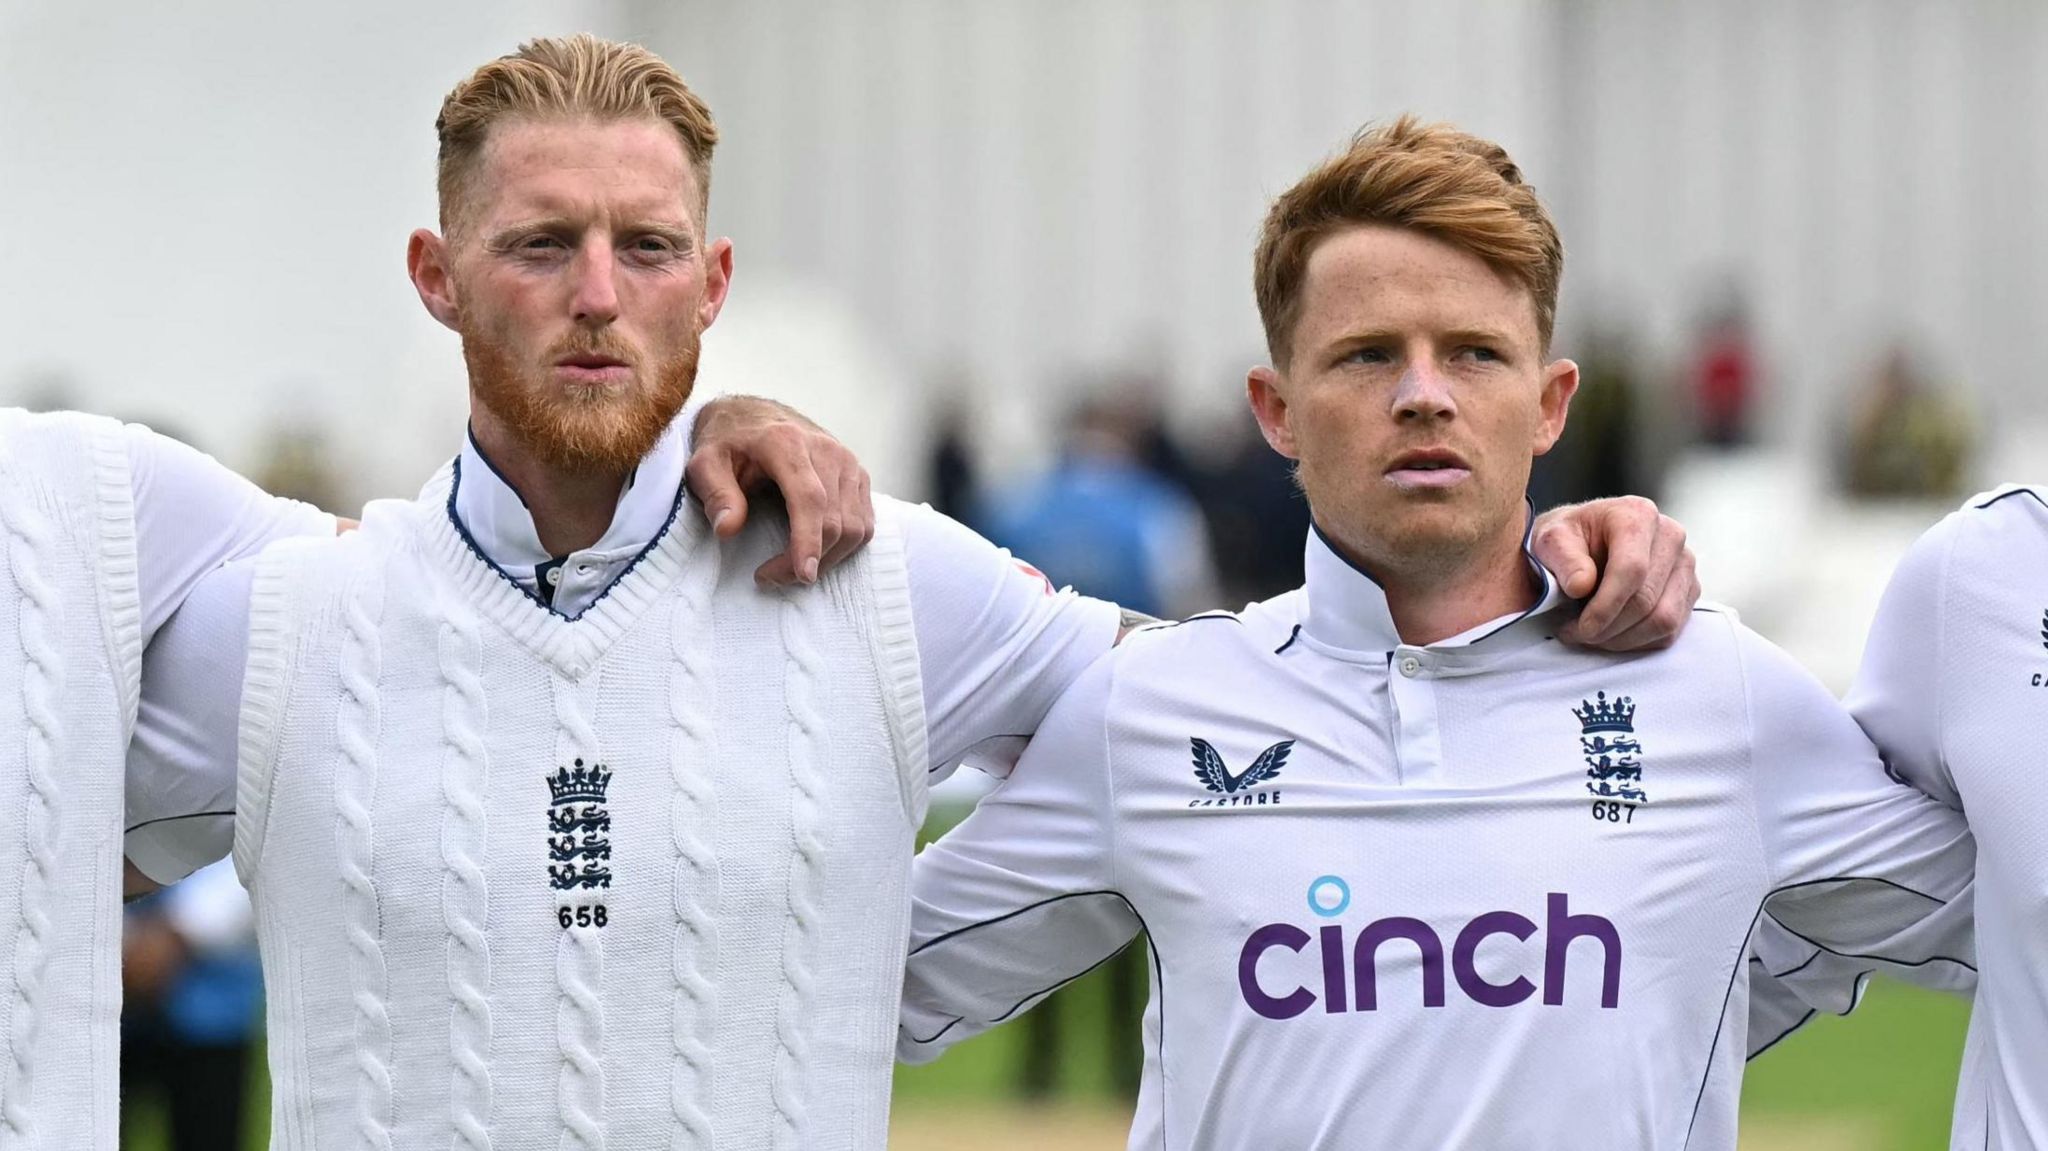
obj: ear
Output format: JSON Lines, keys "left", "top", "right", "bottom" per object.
{"left": 1246, "top": 365, "right": 1300, "bottom": 459}
{"left": 407, "top": 229, "right": 462, "bottom": 332}
{"left": 698, "top": 236, "right": 735, "bottom": 330}
{"left": 1531, "top": 356, "right": 1580, "bottom": 456}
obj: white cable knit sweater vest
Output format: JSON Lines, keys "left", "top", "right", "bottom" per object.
{"left": 0, "top": 410, "right": 140, "bottom": 1151}
{"left": 235, "top": 465, "right": 928, "bottom": 1151}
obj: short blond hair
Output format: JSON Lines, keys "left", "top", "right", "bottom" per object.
{"left": 435, "top": 33, "right": 719, "bottom": 235}
{"left": 1254, "top": 116, "right": 1564, "bottom": 366}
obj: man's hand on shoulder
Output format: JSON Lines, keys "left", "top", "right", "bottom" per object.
{"left": 1532, "top": 496, "right": 1699, "bottom": 652}
{"left": 686, "top": 395, "right": 875, "bottom": 587}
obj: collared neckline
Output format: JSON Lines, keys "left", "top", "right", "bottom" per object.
{"left": 1299, "top": 505, "right": 1564, "bottom": 658}
{"left": 449, "top": 412, "right": 693, "bottom": 618}
{"left": 457, "top": 417, "right": 689, "bottom": 567}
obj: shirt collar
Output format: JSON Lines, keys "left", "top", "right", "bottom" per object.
{"left": 1300, "top": 503, "right": 1564, "bottom": 656}
{"left": 453, "top": 412, "right": 693, "bottom": 570}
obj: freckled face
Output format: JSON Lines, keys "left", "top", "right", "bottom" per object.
{"left": 1249, "top": 225, "right": 1576, "bottom": 580}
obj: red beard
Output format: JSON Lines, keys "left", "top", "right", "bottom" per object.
{"left": 462, "top": 324, "right": 699, "bottom": 475}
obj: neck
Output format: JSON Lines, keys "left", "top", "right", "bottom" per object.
{"left": 1324, "top": 515, "right": 1538, "bottom": 646}
{"left": 468, "top": 407, "right": 628, "bottom": 557}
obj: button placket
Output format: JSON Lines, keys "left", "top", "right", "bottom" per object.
{"left": 1386, "top": 650, "right": 1445, "bottom": 785}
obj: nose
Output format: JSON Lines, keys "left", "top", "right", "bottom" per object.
{"left": 569, "top": 243, "right": 620, "bottom": 327}
{"left": 1391, "top": 361, "right": 1457, "bottom": 423}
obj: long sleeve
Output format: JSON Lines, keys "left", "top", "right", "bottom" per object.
{"left": 895, "top": 499, "right": 1121, "bottom": 778}
{"left": 1844, "top": 511, "right": 1960, "bottom": 807}
{"left": 898, "top": 653, "right": 1139, "bottom": 1064}
{"left": 1740, "top": 625, "right": 1975, "bottom": 1048}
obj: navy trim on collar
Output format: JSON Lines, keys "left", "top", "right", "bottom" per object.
{"left": 464, "top": 425, "right": 532, "bottom": 511}
{"left": 444, "top": 455, "right": 691, "bottom": 622}
{"left": 1308, "top": 519, "right": 1385, "bottom": 588}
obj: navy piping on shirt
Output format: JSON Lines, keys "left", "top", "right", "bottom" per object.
{"left": 1274, "top": 624, "right": 1302, "bottom": 655}
{"left": 125, "top": 809, "right": 234, "bottom": 834}
{"left": 444, "top": 454, "right": 690, "bottom": 622}
{"left": 907, "top": 889, "right": 1166, "bottom": 1151}
{"left": 1972, "top": 485, "right": 2047, "bottom": 512}
{"left": 1744, "top": 1005, "right": 1817, "bottom": 1062}
{"left": 1683, "top": 874, "right": 1973, "bottom": 1147}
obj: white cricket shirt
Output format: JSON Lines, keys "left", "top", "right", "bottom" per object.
{"left": 1847, "top": 483, "right": 2048, "bottom": 1150}
{"left": 123, "top": 412, "right": 1121, "bottom": 882}
{"left": 903, "top": 525, "right": 1977, "bottom": 1151}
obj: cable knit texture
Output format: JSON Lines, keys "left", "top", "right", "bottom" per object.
{"left": 336, "top": 554, "right": 396, "bottom": 1151}
{"left": 0, "top": 453, "right": 63, "bottom": 1150}
{"left": 770, "top": 586, "right": 829, "bottom": 1150}
{"left": 436, "top": 589, "right": 494, "bottom": 1151}
{"left": 664, "top": 539, "right": 721, "bottom": 1147}
{"left": 238, "top": 469, "right": 928, "bottom": 1149}
{"left": 0, "top": 412, "right": 139, "bottom": 1151}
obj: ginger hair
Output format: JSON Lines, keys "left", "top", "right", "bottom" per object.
{"left": 435, "top": 33, "right": 718, "bottom": 235}
{"left": 1254, "top": 116, "right": 1564, "bottom": 366}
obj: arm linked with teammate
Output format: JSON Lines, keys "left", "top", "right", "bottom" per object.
{"left": 899, "top": 652, "right": 1135, "bottom": 1063}
{"left": 1736, "top": 622, "right": 1976, "bottom": 1055}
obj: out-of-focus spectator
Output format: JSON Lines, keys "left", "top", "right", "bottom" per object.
{"left": 122, "top": 860, "right": 263, "bottom": 1151}
{"left": 1190, "top": 413, "right": 1310, "bottom": 606}
{"left": 1840, "top": 343, "right": 1974, "bottom": 500}
{"left": 254, "top": 419, "right": 346, "bottom": 512}
{"left": 980, "top": 397, "right": 1218, "bottom": 620}
{"left": 927, "top": 401, "right": 979, "bottom": 525}
{"left": 977, "top": 392, "right": 1218, "bottom": 1099}
{"left": 1533, "top": 326, "right": 1646, "bottom": 507}
{"left": 1113, "top": 371, "right": 1204, "bottom": 501}
{"left": 1689, "top": 294, "right": 1760, "bottom": 448}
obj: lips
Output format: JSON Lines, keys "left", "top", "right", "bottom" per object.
{"left": 1384, "top": 447, "right": 1472, "bottom": 490}
{"left": 553, "top": 353, "right": 633, "bottom": 386}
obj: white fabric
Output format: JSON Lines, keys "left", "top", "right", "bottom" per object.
{"left": 121, "top": 424, "right": 334, "bottom": 880}
{"left": 902, "top": 527, "right": 1977, "bottom": 1151}
{"left": 124, "top": 434, "right": 1119, "bottom": 884}
{"left": 122, "top": 420, "right": 335, "bottom": 640}
{"left": 452, "top": 394, "right": 700, "bottom": 621}
{"left": 237, "top": 464, "right": 931, "bottom": 1149}
{"left": 0, "top": 409, "right": 143, "bottom": 1151}
{"left": 1846, "top": 483, "right": 2048, "bottom": 1151}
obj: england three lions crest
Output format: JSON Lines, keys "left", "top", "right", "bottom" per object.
{"left": 1575, "top": 692, "right": 1647, "bottom": 805}
{"left": 547, "top": 758, "right": 614, "bottom": 891}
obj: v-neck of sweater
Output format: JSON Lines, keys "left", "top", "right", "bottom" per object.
{"left": 423, "top": 460, "right": 704, "bottom": 680}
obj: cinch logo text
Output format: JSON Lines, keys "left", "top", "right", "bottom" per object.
{"left": 1237, "top": 878, "right": 1622, "bottom": 1019}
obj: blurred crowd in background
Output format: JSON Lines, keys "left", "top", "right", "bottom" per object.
{"left": 6, "top": 0, "right": 2039, "bottom": 1146}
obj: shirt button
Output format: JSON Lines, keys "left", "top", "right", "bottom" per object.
{"left": 545, "top": 567, "right": 563, "bottom": 587}
{"left": 1398, "top": 656, "right": 1422, "bottom": 678}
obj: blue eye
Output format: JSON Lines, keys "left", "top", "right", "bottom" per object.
{"left": 1347, "top": 347, "right": 1392, "bottom": 365}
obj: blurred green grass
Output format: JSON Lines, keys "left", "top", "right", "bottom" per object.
{"left": 122, "top": 971, "right": 1968, "bottom": 1151}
